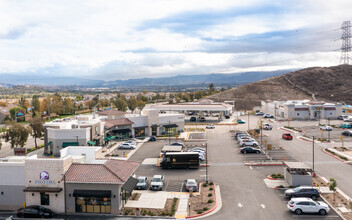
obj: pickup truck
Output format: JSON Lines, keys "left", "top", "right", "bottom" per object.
{"left": 282, "top": 133, "right": 293, "bottom": 140}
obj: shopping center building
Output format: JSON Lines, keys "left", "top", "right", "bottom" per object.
{"left": 0, "top": 147, "right": 140, "bottom": 214}
{"left": 261, "top": 100, "right": 343, "bottom": 120}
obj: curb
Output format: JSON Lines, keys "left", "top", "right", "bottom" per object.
{"left": 186, "top": 184, "right": 218, "bottom": 219}
{"left": 279, "top": 127, "right": 301, "bottom": 133}
{"left": 266, "top": 175, "right": 279, "bottom": 180}
{"left": 244, "top": 162, "right": 283, "bottom": 166}
{"left": 297, "top": 136, "right": 333, "bottom": 144}
{"left": 320, "top": 195, "right": 347, "bottom": 220}
{"left": 322, "top": 149, "right": 346, "bottom": 163}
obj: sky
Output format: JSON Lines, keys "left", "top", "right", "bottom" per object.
{"left": 0, "top": 0, "right": 351, "bottom": 80}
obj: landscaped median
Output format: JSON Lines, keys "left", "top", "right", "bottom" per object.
{"left": 187, "top": 182, "right": 217, "bottom": 218}
{"left": 279, "top": 126, "right": 301, "bottom": 133}
{"left": 297, "top": 135, "right": 333, "bottom": 143}
{"left": 323, "top": 147, "right": 352, "bottom": 164}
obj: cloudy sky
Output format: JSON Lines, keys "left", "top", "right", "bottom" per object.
{"left": 0, "top": 0, "right": 350, "bottom": 80}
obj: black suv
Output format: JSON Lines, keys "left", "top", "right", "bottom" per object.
{"left": 190, "top": 117, "right": 197, "bottom": 122}
{"left": 17, "top": 205, "right": 54, "bottom": 218}
{"left": 284, "top": 186, "right": 320, "bottom": 200}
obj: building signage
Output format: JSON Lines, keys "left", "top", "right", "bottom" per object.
{"left": 34, "top": 171, "right": 56, "bottom": 185}
{"left": 14, "top": 148, "right": 26, "bottom": 156}
{"left": 311, "top": 106, "right": 323, "bottom": 110}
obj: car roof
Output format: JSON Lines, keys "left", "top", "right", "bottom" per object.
{"left": 153, "top": 175, "right": 163, "bottom": 178}
{"left": 138, "top": 176, "right": 147, "bottom": 179}
{"left": 290, "top": 197, "right": 313, "bottom": 202}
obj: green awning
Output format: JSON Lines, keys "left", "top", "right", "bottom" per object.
{"left": 62, "top": 142, "right": 79, "bottom": 148}
{"left": 87, "top": 141, "right": 96, "bottom": 146}
{"left": 45, "top": 141, "right": 53, "bottom": 147}
{"left": 104, "top": 136, "right": 116, "bottom": 141}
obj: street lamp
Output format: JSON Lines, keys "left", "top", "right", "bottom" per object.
{"left": 312, "top": 136, "right": 315, "bottom": 176}
{"left": 328, "top": 117, "right": 331, "bottom": 142}
{"left": 205, "top": 143, "right": 209, "bottom": 184}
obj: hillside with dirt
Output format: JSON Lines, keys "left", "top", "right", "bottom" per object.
{"left": 209, "top": 65, "right": 352, "bottom": 110}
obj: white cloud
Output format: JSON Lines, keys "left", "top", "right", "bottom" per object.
{"left": 0, "top": 0, "right": 351, "bottom": 80}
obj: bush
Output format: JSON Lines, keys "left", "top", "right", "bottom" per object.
{"left": 209, "top": 182, "right": 214, "bottom": 186}
{"left": 208, "top": 193, "right": 213, "bottom": 197}
{"left": 271, "top": 174, "right": 277, "bottom": 178}
{"left": 148, "top": 211, "right": 155, "bottom": 216}
{"left": 197, "top": 210, "right": 203, "bottom": 214}
{"left": 277, "top": 185, "right": 284, "bottom": 188}
{"left": 207, "top": 199, "right": 214, "bottom": 203}
{"left": 203, "top": 207, "right": 209, "bottom": 211}
{"left": 124, "top": 209, "right": 133, "bottom": 215}
{"left": 202, "top": 183, "right": 208, "bottom": 187}
{"left": 209, "top": 187, "right": 213, "bottom": 191}
{"left": 141, "top": 210, "right": 147, "bottom": 216}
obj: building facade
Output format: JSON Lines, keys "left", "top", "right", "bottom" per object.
{"left": 261, "top": 100, "right": 343, "bottom": 120}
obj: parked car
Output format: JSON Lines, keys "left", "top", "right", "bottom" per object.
{"left": 171, "top": 142, "right": 184, "bottom": 147}
{"left": 17, "top": 205, "right": 54, "bottom": 218}
{"left": 337, "top": 115, "right": 349, "bottom": 120}
{"left": 284, "top": 186, "right": 320, "bottom": 200}
{"left": 341, "top": 130, "right": 352, "bottom": 136}
{"left": 225, "top": 115, "right": 230, "bottom": 119}
{"left": 263, "top": 123, "right": 273, "bottom": 130}
{"left": 343, "top": 117, "right": 352, "bottom": 122}
{"left": 123, "top": 140, "right": 136, "bottom": 145}
{"left": 240, "top": 140, "right": 258, "bottom": 147}
{"left": 206, "top": 124, "right": 215, "bottom": 129}
{"left": 320, "top": 126, "right": 332, "bottom": 131}
{"left": 149, "top": 136, "right": 156, "bottom": 141}
{"left": 238, "top": 138, "right": 255, "bottom": 144}
{"left": 185, "top": 179, "right": 198, "bottom": 192}
{"left": 282, "top": 133, "right": 293, "bottom": 140}
{"left": 237, "top": 119, "right": 246, "bottom": 124}
{"left": 287, "top": 198, "right": 329, "bottom": 215}
{"left": 191, "top": 147, "right": 206, "bottom": 152}
{"left": 190, "top": 117, "right": 197, "bottom": 122}
{"left": 119, "top": 143, "right": 136, "bottom": 149}
{"left": 188, "top": 149, "right": 205, "bottom": 155}
{"left": 150, "top": 175, "right": 164, "bottom": 191}
{"left": 135, "top": 176, "right": 148, "bottom": 190}
{"left": 263, "top": 113, "right": 274, "bottom": 118}
{"left": 256, "top": 112, "right": 265, "bottom": 116}
{"left": 340, "top": 123, "right": 352, "bottom": 129}
{"left": 240, "top": 147, "right": 261, "bottom": 154}
{"left": 199, "top": 117, "right": 206, "bottom": 122}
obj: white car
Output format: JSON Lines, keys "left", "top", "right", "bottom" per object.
{"left": 206, "top": 124, "right": 215, "bottom": 129}
{"left": 150, "top": 175, "right": 164, "bottom": 191}
{"left": 238, "top": 138, "right": 255, "bottom": 144}
{"left": 263, "top": 124, "right": 273, "bottom": 130}
{"left": 256, "top": 112, "right": 265, "bottom": 116}
{"left": 343, "top": 117, "right": 352, "bottom": 122}
{"left": 123, "top": 140, "right": 136, "bottom": 145}
{"left": 263, "top": 113, "right": 274, "bottom": 118}
{"left": 287, "top": 198, "right": 330, "bottom": 215}
{"left": 185, "top": 179, "right": 198, "bottom": 192}
{"left": 119, "top": 143, "right": 136, "bottom": 149}
{"left": 240, "top": 139, "right": 258, "bottom": 147}
{"left": 320, "top": 126, "right": 332, "bottom": 131}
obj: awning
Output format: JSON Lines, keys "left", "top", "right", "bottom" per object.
{"left": 23, "top": 187, "right": 62, "bottom": 193}
{"left": 62, "top": 142, "right": 79, "bottom": 148}
{"left": 45, "top": 141, "right": 53, "bottom": 147}
{"left": 73, "top": 190, "right": 111, "bottom": 198}
{"left": 163, "top": 124, "right": 178, "bottom": 129}
{"left": 112, "top": 129, "right": 131, "bottom": 134}
{"left": 122, "top": 176, "right": 139, "bottom": 192}
{"left": 104, "top": 136, "right": 116, "bottom": 141}
{"left": 87, "top": 141, "right": 96, "bottom": 146}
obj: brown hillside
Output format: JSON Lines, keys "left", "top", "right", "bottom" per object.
{"left": 209, "top": 65, "right": 352, "bottom": 110}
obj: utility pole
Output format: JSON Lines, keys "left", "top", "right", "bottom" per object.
{"left": 340, "top": 21, "right": 352, "bottom": 64}
{"left": 312, "top": 136, "right": 315, "bottom": 176}
{"left": 205, "top": 143, "right": 208, "bottom": 184}
{"left": 260, "top": 120, "right": 263, "bottom": 151}
{"left": 328, "top": 117, "right": 331, "bottom": 142}
{"left": 15, "top": 108, "right": 17, "bottom": 123}
{"left": 168, "top": 121, "right": 171, "bottom": 145}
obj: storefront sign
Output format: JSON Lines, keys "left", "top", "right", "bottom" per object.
{"left": 311, "top": 106, "right": 323, "bottom": 110}
{"left": 34, "top": 171, "right": 56, "bottom": 185}
{"left": 14, "top": 148, "right": 26, "bottom": 156}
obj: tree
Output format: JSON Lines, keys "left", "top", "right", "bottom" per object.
{"left": 329, "top": 178, "right": 337, "bottom": 201}
{"left": 137, "top": 99, "right": 146, "bottom": 113}
{"left": 75, "top": 94, "right": 83, "bottom": 101}
{"left": 18, "top": 97, "right": 27, "bottom": 110}
{"left": 63, "top": 98, "right": 74, "bottom": 114}
{"left": 9, "top": 106, "right": 25, "bottom": 121}
{"left": 30, "top": 117, "right": 44, "bottom": 148}
{"left": 127, "top": 97, "right": 138, "bottom": 113}
{"left": 2, "top": 123, "right": 31, "bottom": 148}
{"left": 208, "top": 83, "right": 215, "bottom": 95}
{"left": 115, "top": 97, "right": 128, "bottom": 112}
{"left": 31, "top": 95, "right": 40, "bottom": 112}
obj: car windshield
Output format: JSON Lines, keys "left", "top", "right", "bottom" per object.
{"left": 152, "top": 178, "right": 161, "bottom": 182}
{"left": 187, "top": 180, "right": 197, "bottom": 185}
{"left": 138, "top": 179, "right": 145, "bottom": 183}
{"left": 293, "top": 187, "right": 300, "bottom": 192}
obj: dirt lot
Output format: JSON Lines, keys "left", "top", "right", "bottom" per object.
{"left": 123, "top": 198, "right": 179, "bottom": 217}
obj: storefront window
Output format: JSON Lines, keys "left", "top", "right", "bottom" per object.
{"left": 40, "top": 193, "right": 50, "bottom": 206}
{"left": 162, "top": 127, "right": 176, "bottom": 135}
{"left": 134, "top": 128, "right": 145, "bottom": 137}
{"left": 75, "top": 197, "right": 111, "bottom": 214}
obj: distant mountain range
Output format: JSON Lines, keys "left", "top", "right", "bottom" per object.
{"left": 0, "top": 70, "right": 293, "bottom": 88}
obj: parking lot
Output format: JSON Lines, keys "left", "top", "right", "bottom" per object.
{"left": 125, "top": 120, "right": 344, "bottom": 219}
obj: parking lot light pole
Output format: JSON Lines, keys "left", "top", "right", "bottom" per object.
{"left": 312, "top": 136, "right": 315, "bottom": 176}
{"left": 328, "top": 117, "right": 331, "bottom": 142}
{"left": 205, "top": 143, "right": 208, "bottom": 184}
{"left": 260, "top": 120, "right": 263, "bottom": 151}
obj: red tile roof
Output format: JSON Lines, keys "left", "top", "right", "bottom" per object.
{"left": 104, "top": 118, "right": 134, "bottom": 128}
{"left": 98, "top": 110, "right": 125, "bottom": 116}
{"left": 65, "top": 160, "right": 140, "bottom": 184}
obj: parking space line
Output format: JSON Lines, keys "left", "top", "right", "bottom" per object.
{"left": 238, "top": 203, "right": 243, "bottom": 208}
{"left": 249, "top": 166, "right": 253, "bottom": 170}
{"left": 260, "top": 204, "right": 266, "bottom": 209}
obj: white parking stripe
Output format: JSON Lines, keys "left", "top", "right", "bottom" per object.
{"left": 291, "top": 214, "right": 340, "bottom": 218}
{"left": 249, "top": 166, "right": 253, "bottom": 170}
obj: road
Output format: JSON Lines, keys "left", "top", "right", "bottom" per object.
{"left": 0, "top": 136, "right": 43, "bottom": 158}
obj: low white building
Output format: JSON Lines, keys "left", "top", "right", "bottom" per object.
{"left": 43, "top": 115, "right": 104, "bottom": 156}
{"left": 261, "top": 100, "right": 343, "bottom": 120}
